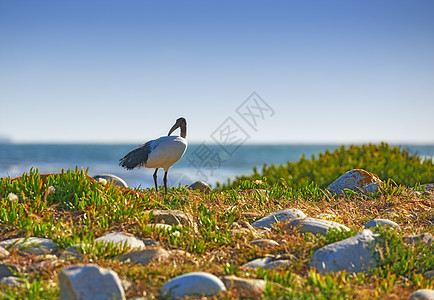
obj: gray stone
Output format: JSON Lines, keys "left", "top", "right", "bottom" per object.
{"left": 160, "top": 272, "right": 226, "bottom": 299}
{"left": 188, "top": 180, "right": 211, "bottom": 194}
{"left": 143, "top": 238, "right": 158, "bottom": 246}
{"left": 422, "top": 183, "right": 434, "bottom": 191}
{"left": 363, "top": 182, "right": 380, "bottom": 194}
{"left": 0, "top": 247, "right": 9, "bottom": 258}
{"left": 407, "top": 289, "right": 434, "bottom": 300}
{"left": 310, "top": 229, "right": 380, "bottom": 274}
{"left": 0, "top": 264, "right": 17, "bottom": 278}
{"left": 115, "top": 248, "right": 170, "bottom": 265}
{"left": 327, "top": 169, "right": 381, "bottom": 194}
{"left": 221, "top": 275, "right": 266, "bottom": 292}
{"left": 364, "top": 219, "right": 401, "bottom": 230}
{"left": 251, "top": 209, "right": 306, "bottom": 229}
{"left": 0, "top": 237, "right": 57, "bottom": 255}
{"left": 60, "top": 245, "right": 83, "bottom": 259}
{"left": 242, "top": 257, "right": 291, "bottom": 270}
{"left": 93, "top": 174, "right": 128, "bottom": 188}
{"left": 149, "top": 209, "right": 195, "bottom": 228}
{"left": 59, "top": 264, "right": 125, "bottom": 300}
{"left": 286, "top": 217, "right": 350, "bottom": 236}
{"left": 249, "top": 239, "right": 279, "bottom": 248}
{"left": 95, "top": 232, "right": 145, "bottom": 250}
{"left": 424, "top": 270, "right": 434, "bottom": 279}
{"left": 403, "top": 233, "right": 433, "bottom": 245}
{"left": 0, "top": 276, "right": 24, "bottom": 286}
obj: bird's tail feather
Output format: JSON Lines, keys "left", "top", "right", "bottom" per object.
{"left": 119, "top": 143, "right": 151, "bottom": 170}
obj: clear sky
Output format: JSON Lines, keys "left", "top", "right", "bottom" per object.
{"left": 1, "top": 0, "right": 433, "bottom": 144}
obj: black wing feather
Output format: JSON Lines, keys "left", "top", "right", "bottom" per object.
{"left": 119, "top": 141, "right": 153, "bottom": 170}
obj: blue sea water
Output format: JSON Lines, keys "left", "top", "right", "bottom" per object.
{"left": 0, "top": 143, "right": 433, "bottom": 189}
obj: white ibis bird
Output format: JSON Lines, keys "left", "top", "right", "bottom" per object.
{"left": 119, "top": 117, "right": 188, "bottom": 194}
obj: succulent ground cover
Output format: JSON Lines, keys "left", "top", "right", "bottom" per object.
{"left": 0, "top": 144, "right": 433, "bottom": 299}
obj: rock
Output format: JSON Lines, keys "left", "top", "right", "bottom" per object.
{"left": 407, "top": 289, "right": 434, "bottom": 300}
{"left": 251, "top": 209, "right": 306, "bottom": 229}
{"left": 93, "top": 174, "right": 128, "bottom": 188}
{"left": 58, "top": 264, "right": 125, "bottom": 300}
{"left": 423, "top": 270, "right": 434, "bottom": 279}
{"left": 188, "top": 181, "right": 211, "bottom": 194}
{"left": 0, "top": 276, "right": 24, "bottom": 286}
{"left": 115, "top": 248, "right": 170, "bottom": 265}
{"left": 60, "top": 245, "right": 83, "bottom": 259}
{"left": 364, "top": 219, "right": 401, "bottom": 230}
{"left": 363, "top": 182, "right": 380, "bottom": 194}
{"left": 143, "top": 238, "right": 158, "bottom": 246}
{"left": 422, "top": 183, "right": 434, "bottom": 191}
{"left": 160, "top": 272, "right": 226, "bottom": 299}
{"left": 149, "top": 209, "right": 195, "bottom": 228}
{"left": 221, "top": 275, "right": 266, "bottom": 292}
{"left": 403, "top": 233, "right": 433, "bottom": 245}
{"left": 327, "top": 169, "right": 381, "bottom": 194}
{"left": 310, "top": 229, "right": 380, "bottom": 274}
{"left": 249, "top": 239, "right": 279, "bottom": 248}
{"left": 0, "top": 247, "right": 9, "bottom": 258}
{"left": 286, "top": 217, "right": 350, "bottom": 236}
{"left": 95, "top": 232, "right": 145, "bottom": 250}
{"left": 0, "top": 265, "right": 17, "bottom": 278}
{"left": 0, "top": 237, "right": 57, "bottom": 255}
{"left": 242, "top": 257, "right": 291, "bottom": 270}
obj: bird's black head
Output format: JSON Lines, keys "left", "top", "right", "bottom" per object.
{"left": 176, "top": 117, "right": 187, "bottom": 126}
{"left": 168, "top": 117, "right": 187, "bottom": 138}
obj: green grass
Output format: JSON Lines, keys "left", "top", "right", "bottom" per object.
{"left": 0, "top": 144, "right": 433, "bottom": 299}
{"left": 219, "top": 142, "right": 434, "bottom": 190}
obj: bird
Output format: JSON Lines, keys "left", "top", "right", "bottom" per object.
{"left": 119, "top": 117, "right": 188, "bottom": 194}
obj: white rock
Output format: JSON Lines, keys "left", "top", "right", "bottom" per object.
{"left": 149, "top": 209, "right": 195, "bottom": 227}
{"left": 407, "top": 289, "right": 434, "bottom": 300}
{"left": 0, "top": 237, "right": 57, "bottom": 255}
{"left": 249, "top": 239, "right": 279, "bottom": 248}
{"left": 188, "top": 181, "right": 211, "bottom": 194}
{"left": 160, "top": 272, "right": 226, "bottom": 299}
{"left": 242, "top": 257, "right": 291, "bottom": 270}
{"left": 58, "top": 264, "right": 125, "bottom": 300}
{"left": 0, "top": 247, "right": 9, "bottom": 258}
{"left": 95, "top": 232, "right": 145, "bottom": 250}
{"left": 93, "top": 174, "right": 128, "bottom": 188}
{"left": 310, "top": 229, "right": 380, "bottom": 274}
{"left": 286, "top": 218, "right": 350, "bottom": 236}
{"left": 251, "top": 209, "right": 306, "bottom": 229}
{"left": 364, "top": 219, "right": 401, "bottom": 230}
{"left": 327, "top": 169, "right": 381, "bottom": 194}
{"left": 115, "top": 248, "right": 170, "bottom": 265}
{"left": 0, "top": 276, "right": 24, "bottom": 286}
{"left": 221, "top": 275, "right": 266, "bottom": 292}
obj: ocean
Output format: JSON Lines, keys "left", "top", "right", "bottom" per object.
{"left": 1, "top": 143, "right": 433, "bottom": 189}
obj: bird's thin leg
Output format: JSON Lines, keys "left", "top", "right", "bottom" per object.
{"left": 153, "top": 169, "right": 159, "bottom": 192}
{"left": 163, "top": 171, "right": 168, "bottom": 195}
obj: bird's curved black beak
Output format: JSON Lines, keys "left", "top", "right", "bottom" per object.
{"left": 168, "top": 121, "right": 180, "bottom": 136}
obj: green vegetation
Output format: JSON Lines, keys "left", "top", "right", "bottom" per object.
{"left": 0, "top": 143, "right": 433, "bottom": 299}
{"left": 219, "top": 143, "right": 434, "bottom": 190}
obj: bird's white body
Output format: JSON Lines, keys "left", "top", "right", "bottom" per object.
{"left": 120, "top": 117, "right": 188, "bottom": 194}
{"left": 144, "top": 136, "right": 187, "bottom": 171}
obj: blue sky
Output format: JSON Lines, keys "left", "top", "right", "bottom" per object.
{"left": 1, "top": 0, "right": 433, "bottom": 144}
